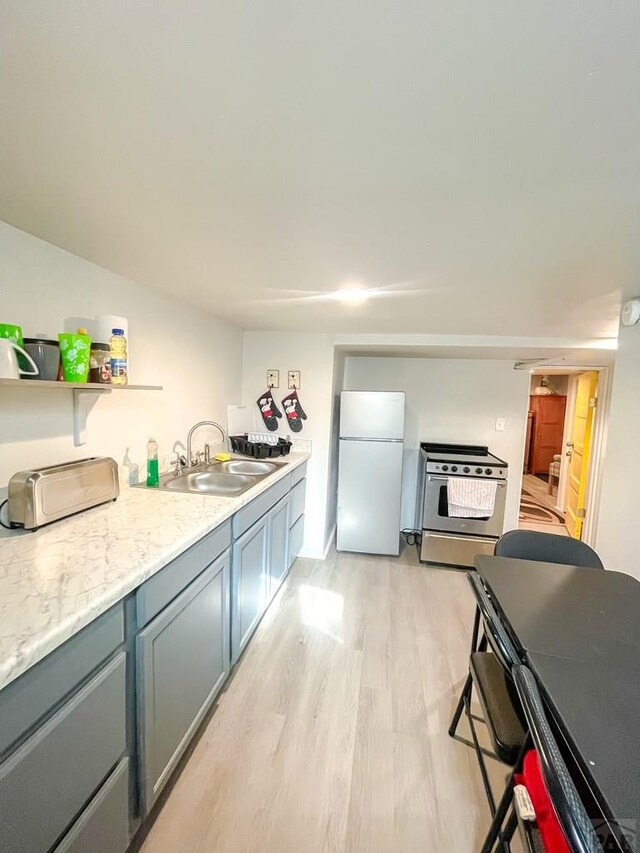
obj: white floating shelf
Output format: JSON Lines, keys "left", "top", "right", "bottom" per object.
{"left": 0, "top": 378, "right": 163, "bottom": 445}
{"left": 0, "top": 378, "right": 162, "bottom": 391}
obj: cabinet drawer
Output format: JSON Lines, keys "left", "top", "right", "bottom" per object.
{"left": 290, "top": 478, "right": 306, "bottom": 524}
{"left": 137, "top": 521, "right": 231, "bottom": 627}
{"left": 232, "top": 475, "right": 291, "bottom": 539}
{"left": 0, "top": 604, "right": 124, "bottom": 760}
{"left": 289, "top": 514, "right": 305, "bottom": 568}
{"left": 137, "top": 551, "right": 230, "bottom": 813}
{"left": 54, "top": 757, "right": 129, "bottom": 853}
{"left": 0, "top": 652, "right": 127, "bottom": 853}
{"left": 291, "top": 461, "right": 307, "bottom": 486}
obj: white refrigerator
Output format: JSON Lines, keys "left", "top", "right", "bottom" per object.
{"left": 336, "top": 391, "right": 405, "bottom": 556}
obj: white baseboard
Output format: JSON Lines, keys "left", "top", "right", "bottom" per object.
{"left": 322, "top": 525, "right": 336, "bottom": 559}
{"left": 298, "top": 525, "right": 335, "bottom": 562}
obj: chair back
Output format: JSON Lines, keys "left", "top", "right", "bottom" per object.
{"left": 512, "top": 665, "right": 603, "bottom": 853}
{"left": 467, "top": 574, "right": 520, "bottom": 672}
{"left": 495, "top": 530, "right": 604, "bottom": 569}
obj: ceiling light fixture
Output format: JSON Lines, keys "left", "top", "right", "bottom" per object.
{"left": 333, "top": 285, "right": 370, "bottom": 305}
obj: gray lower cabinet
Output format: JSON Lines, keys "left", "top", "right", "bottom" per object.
{"left": 0, "top": 652, "right": 127, "bottom": 853}
{"left": 0, "top": 462, "right": 309, "bottom": 853}
{"left": 289, "top": 514, "right": 305, "bottom": 567}
{"left": 0, "top": 604, "right": 124, "bottom": 761}
{"left": 55, "top": 757, "right": 130, "bottom": 853}
{"left": 290, "top": 478, "right": 306, "bottom": 525}
{"left": 231, "top": 513, "right": 269, "bottom": 662}
{"left": 268, "top": 493, "right": 291, "bottom": 598}
{"left": 136, "top": 549, "right": 230, "bottom": 815}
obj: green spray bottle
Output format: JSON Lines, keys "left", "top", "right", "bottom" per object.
{"left": 147, "top": 438, "right": 159, "bottom": 487}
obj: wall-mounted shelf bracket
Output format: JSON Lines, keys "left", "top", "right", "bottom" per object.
{"left": 73, "top": 387, "right": 111, "bottom": 447}
{"left": 0, "top": 378, "right": 163, "bottom": 447}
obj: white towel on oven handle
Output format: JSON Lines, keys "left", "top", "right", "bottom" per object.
{"left": 448, "top": 477, "right": 498, "bottom": 518}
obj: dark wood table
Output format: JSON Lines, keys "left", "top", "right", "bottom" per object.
{"left": 475, "top": 555, "right": 640, "bottom": 852}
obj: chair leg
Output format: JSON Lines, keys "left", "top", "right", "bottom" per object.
{"left": 448, "top": 672, "right": 472, "bottom": 738}
{"left": 464, "top": 689, "right": 497, "bottom": 815}
{"left": 470, "top": 604, "right": 481, "bottom": 652}
{"left": 450, "top": 605, "right": 486, "bottom": 739}
{"left": 479, "top": 737, "right": 530, "bottom": 853}
{"left": 480, "top": 779, "right": 515, "bottom": 852}
{"left": 502, "top": 810, "right": 518, "bottom": 847}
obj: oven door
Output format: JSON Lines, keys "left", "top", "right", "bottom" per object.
{"left": 422, "top": 473, "right": 507, "bottom": 537}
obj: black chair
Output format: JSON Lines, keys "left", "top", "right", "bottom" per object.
{"left": 449, "top": 574, "right": 527, "bottom": 815}
{"left": 481, "top": 664, "right": 602, "bottom": 853}
{"left": 494, "top": 530, "right": 604, "bottom": 569}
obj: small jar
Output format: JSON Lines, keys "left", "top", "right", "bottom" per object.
{"left": 89, "top": 342, "right": 111, "bottom": 384}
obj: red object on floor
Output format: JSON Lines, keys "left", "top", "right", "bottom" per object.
{"left": 515, "top": 750, "right": 570, "bottom": 852}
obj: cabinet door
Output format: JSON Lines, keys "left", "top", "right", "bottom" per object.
{"left": 137, "top": 550, "right": 230, "bottom": 814}
{"left": 530, "top": 395, "right": 567, "bottom": 474}
{"left": 268, "top": 494, "right": 291, "bottom": 599}
{"left": 290, "top": 478, "right": 306, "bottom": 524}
{"left": 0, "top": 653, "right": 126, "bottom": 853}
{"left": 289, "top": 514, "right": 305, "bottom": 568}
{"left": 231, "top": 515, "right": 269, "bottom": 663}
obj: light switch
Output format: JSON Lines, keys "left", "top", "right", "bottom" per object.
{"left": 495, "top": 417, "right": 506, "bottom": 432}
{"left": 267, "top": 369, "right": 279, "bottom": 389}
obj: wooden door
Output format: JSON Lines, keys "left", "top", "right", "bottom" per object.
{"left": 529, "top": 395, "right": 567, "bottom": 475}
{"left": 566, "top": 371, "right": 598, "bottom": 540}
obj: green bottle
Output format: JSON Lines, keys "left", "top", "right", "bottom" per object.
{"left": 147, "top": 438, "right": 159, "bottom": 487}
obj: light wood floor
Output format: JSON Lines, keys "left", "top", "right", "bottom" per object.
{"left": 139, "top": 546, "right": 515, "bottom": 852}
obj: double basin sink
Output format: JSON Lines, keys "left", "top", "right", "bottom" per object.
{"left": 136, "top": 458, "right": 285, "bottom": 498}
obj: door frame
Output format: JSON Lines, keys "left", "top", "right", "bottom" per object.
{"left": 581, "top": 366, "right": 612, "bottom": 546}
{"left": 518, "top": 366, "right": 612, "bottom": 546}
{"left": 556, "top": 375, "right": 578, "bottom": 514}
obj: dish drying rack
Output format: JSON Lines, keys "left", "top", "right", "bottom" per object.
{"left": 230, "top": 433, "right": 292, "bottom": 459}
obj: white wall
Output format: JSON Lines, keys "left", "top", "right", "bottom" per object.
{"left": 0, "top": 222, "right": 243, "bottom": 486}
{"left": 344, "top": 357, "right": 530, "bottom": 531}
{"left": 596, "top": 325, "right": 640, "bottom": 575}
{"left": 241, "top": 332, "right": 336, "bottom": 558}
{"left": 325, "top": 349, "right": 346, "bottom": 545}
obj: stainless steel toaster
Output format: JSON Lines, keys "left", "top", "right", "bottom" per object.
{"left": 8, "top": 457, "right": 120, "bottom": 530}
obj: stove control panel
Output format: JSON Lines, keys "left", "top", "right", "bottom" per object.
{"left": 427, "top": 461, "right": 507, "bottom": 480}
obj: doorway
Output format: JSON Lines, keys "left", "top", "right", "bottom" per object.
{"left": 519, "top": 369, "right": 606, "bottom": 541}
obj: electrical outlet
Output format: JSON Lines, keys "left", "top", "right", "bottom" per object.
{"left": 267, "top": 369, "right": 279, "bottom": 389}
{"left": 288, "top": 370, "right": 301, "bottom": 389}
{"left": 495, "top": 417, "right": 506, "bottom": 432}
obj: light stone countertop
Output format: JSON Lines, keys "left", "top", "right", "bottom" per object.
{"left": 0, "top": 452, "right": 309, "bottom": 692}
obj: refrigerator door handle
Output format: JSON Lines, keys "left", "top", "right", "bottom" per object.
{"left": 340, "top": 437, "right": 403, "bottom": 443}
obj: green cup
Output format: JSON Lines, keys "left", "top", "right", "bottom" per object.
{"left": 58, "top": 332, "right": 92, "bottom": 382}
{"left": 0, "top": 323, "right": 29, "bottom": 370}
{"left": 0, "top": 323, "right": 23, "bottom": 345}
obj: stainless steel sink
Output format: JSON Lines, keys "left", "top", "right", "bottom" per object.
{"left": 217, "top": 460, "right": 277, "bottom": 476}
{"left": 163, "top": 470, "right": 255, "bottom": 495}
{"left": 135, "top": 456, "right": 285, "bottom": 498}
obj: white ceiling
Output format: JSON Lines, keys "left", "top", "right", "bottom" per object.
{"left": 1, "top": 1, "right": 639, "bottom": 337}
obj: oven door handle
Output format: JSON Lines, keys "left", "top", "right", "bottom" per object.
{"left": 427, "top": 474, "right": 507, "bottom": 486}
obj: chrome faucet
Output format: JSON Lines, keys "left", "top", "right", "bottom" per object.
{"left": 186, "top": 421, "right": 229, "bottom": 466}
